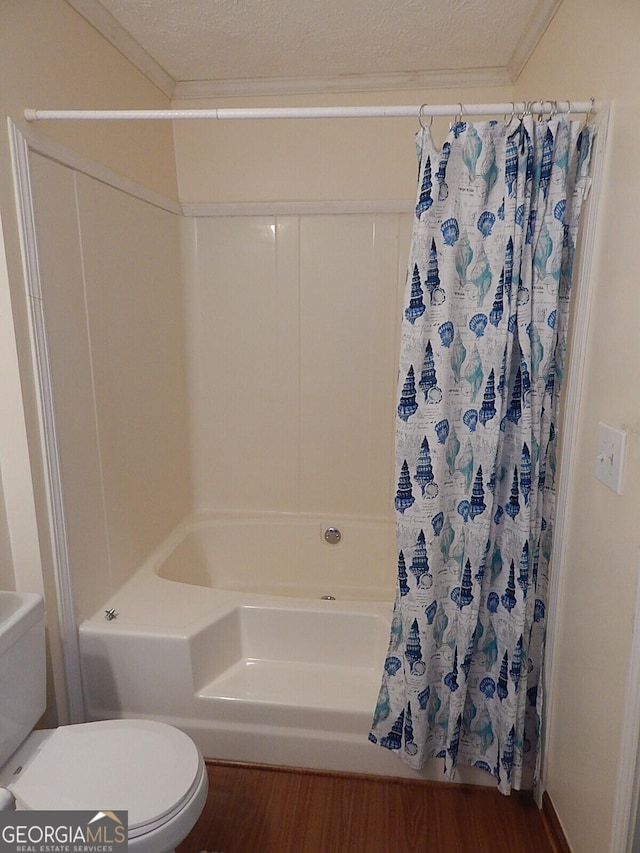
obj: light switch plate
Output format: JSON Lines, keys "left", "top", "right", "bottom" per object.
{"left": 595, "top": 421, "right": 626, "bottom": 494}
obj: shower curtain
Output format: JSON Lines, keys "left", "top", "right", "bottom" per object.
{"left": 369, "top": 112, "right": 594, "bottom": 794}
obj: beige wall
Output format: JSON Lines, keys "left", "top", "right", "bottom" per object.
{"left": 515, "top": 1, "right": 640, "bottom": 851}
{"left": 0, "top": 1, "right": 177, "bottom": 199}
{"left": 0, "top": 0, "right": 178, "bottom": 717}
{"left": 172, "top": 86, "right": 513, "bottom": 204}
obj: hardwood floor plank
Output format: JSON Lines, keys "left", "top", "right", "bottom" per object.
{"left": 177, "top": 761, "right": 558, "bottom": 852}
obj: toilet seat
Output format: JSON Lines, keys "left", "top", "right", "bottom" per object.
{"left": 10, "top": 719, "right": 205, "bottom": 838}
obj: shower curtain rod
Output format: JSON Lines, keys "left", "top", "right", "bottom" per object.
{"left": 24, "top": 100, "right": 596, "bottom": 122}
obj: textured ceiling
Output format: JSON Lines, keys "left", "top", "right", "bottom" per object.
{"left": 66, "top": 0, "right": 562, "bottom": 96}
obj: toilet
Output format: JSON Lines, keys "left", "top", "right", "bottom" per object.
{"left": 0, "top": 591, "right": 208, "bottom": 853}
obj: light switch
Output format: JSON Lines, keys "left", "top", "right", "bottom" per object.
{"left": 595, "top": 421, "right": 626, "bottom": 494}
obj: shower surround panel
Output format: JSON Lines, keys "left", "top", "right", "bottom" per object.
{"left": 183, "top": 212, "right": 412, "bottom": 523}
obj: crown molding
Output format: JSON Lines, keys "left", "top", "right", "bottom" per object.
{"left": 64, "top": 0, "right": 556, "bottom": 100}
{"left": 65, "top": 0, "right": 175, "bottom": 97}
{"left": 172, "top": 66, "right": 512, "bottom": 101}
{"left": 508, "top": 0, "right": 563, "bottom": 81}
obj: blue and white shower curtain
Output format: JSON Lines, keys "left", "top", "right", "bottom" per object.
{"left": 369, "top": 114, "right": 594, "bottom": 794}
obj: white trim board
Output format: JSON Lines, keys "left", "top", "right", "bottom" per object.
{"left": 173, "top": 67, "right": 511, "bottom": 100}
{"left": 7, "top": 120, "right": 86, "bottom": 722}
{"left": 182, "top": 200, "right": 414, "bottom": 217}
{"left": 18, "top": 123, "right": 181, "bottom": 216}
{"left": 17, "top": 125, "right": 412, "bottom": 219}
{"left": 536, "top": 105, "right": 611, "bottom": 809}
{"left": 611, "top": 552, "right": 640, "bottom": 853}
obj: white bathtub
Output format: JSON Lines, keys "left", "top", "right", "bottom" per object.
{"left": 153, "top": 513, "right": 397, "bottom": 600}
{"left": 79, "top": 514, "right": 489, "bottom": 783}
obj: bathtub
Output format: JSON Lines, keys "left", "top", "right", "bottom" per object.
{"left": 79, "top": 513, "right": 492, "bottom": 784}
{"left": 78, "top": 513, "right": 418, "bottom": 778}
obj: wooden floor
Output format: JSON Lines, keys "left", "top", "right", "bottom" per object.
{"left": 176, "top": 761, "right": 561, "bottom": 853}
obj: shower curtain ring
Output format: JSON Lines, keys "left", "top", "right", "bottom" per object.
{"left": 418, "top": 104, "right": 433, "bottom": 129}
{"left": 450, "top": 103, "right": 463, "bottom": 131}
{"left": 504, "top": 101, "right": 517, "bottom": 125}
{"left": 585, "top": 97, "right": 596, "bottom": 124}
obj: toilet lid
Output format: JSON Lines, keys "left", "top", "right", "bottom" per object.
{"left": 10, "top": 719, "right": 204, "bottom": 836}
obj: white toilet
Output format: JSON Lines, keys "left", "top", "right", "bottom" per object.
{"left": 0, "top": 590, "right": 208, "bottom": 853}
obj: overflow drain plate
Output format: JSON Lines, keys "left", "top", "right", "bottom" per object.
{"left": 324, "top": 527, "right": 341, "bottom": 545}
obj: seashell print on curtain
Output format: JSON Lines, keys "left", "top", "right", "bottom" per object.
{"left": 369, "top": 114, "right": 595, "bottom": 795}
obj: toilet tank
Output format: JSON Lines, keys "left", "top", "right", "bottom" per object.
{"left": 0, "top": 592, "right": 46, "bottom": 767}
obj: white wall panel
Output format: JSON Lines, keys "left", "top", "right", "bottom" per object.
{"left": 75, "top": 175, "right": 190, "bottom": 593}
{"left": 188, "top": 212, "right": 411, "bottom": 520}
